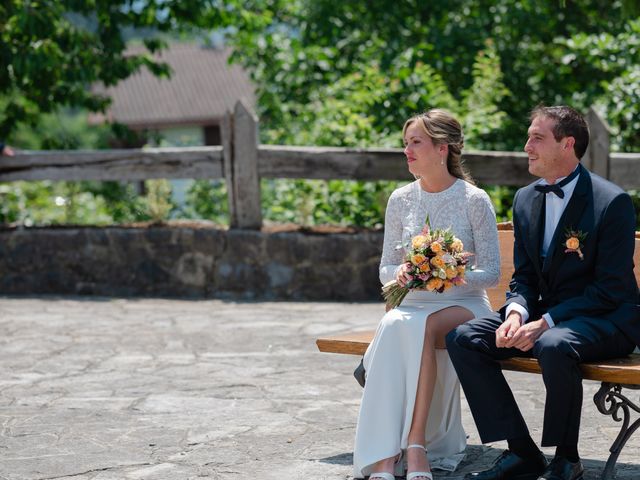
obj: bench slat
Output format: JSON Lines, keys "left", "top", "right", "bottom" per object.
{"left": 500, "top": 356, "right": 640, "bottom": 384}
{"left": 316, "top": 331, "right": 640, "bottom": 385}
{"left": 316, "top": 331, "right": 372, "bottom": 356}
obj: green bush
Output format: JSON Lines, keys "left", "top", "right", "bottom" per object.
{"left": 183, "top": 180, "right": 229, "bottom": 225}
{"left": 260, "top": 179, "right": 402, "bottom": 228}
{"left": 0, "top": 181, "right": 114, "bottom": 226}
{"left": 482, "top": 185, "right": 517, "bottom": 223}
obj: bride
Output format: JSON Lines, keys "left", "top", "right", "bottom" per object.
{"left": 353, "top": 109, "right": 500, "bottom": 480}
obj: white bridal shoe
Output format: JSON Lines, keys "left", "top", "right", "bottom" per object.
{"left": 406, "top": 444, "right": 433, "bottom": 480}
{"left": 368, "top": 473, "right": 395, "bottom": 480}
{"left": 369, "top": 451, "right": 404, "bottom": 480}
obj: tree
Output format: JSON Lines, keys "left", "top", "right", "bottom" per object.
{"left": 0, "top": 0, "right": 231, "bottom": 138}
{"left": 553, "top": 18, "right": 640, "bottom": 151}
{"left": 263, "top": 39, "right": 509, "bottom": 150}
{"left": 227, "top": 0, "right": 638, "bottom": 150}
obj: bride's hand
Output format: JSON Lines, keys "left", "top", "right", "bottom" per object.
{"left": 395, "top": 263, "right": 413, "bottom": 287}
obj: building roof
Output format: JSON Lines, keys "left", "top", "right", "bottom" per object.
{"left": 91, "top": 43, "right": 255, "bottom": 129}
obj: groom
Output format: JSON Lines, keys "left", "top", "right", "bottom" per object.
{"left": 446, "top": 105, "right": 640, "bottom": 480}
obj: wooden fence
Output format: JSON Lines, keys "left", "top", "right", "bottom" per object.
{"left": 1, "top": 101, "right": 639, "bottom": 229}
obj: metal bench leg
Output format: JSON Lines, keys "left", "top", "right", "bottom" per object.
{"left": 593, "top": 382, "right": 640, "bottom": 480}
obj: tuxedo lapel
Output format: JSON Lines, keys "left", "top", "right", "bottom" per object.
{"left": 542, "top": 165, "right": 590, "bottom": 273}
{"left": 529, "top": 189, "right": 545, "bottom": 275}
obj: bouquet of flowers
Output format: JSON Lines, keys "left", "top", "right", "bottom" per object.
{"left": 382, "top": 217, "right": 473, "bottom": 308}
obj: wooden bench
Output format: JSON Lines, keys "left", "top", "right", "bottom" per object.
{"left": 316, "top": 225, "right": 640, "bottom": 480}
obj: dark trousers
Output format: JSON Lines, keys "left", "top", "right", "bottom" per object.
{"left": 446, "top": 313, "right": 635, "bottom": 447}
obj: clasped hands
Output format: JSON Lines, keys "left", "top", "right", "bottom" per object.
{"left": 496, "top": 311, "right": 549, "bottom": 351}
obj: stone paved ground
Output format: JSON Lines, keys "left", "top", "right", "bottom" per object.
{"left": 0, "top": 297, "right": 638, "bottom": 480}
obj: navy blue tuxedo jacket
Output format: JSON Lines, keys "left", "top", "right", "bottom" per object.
{"left": 500, "top": 164, "right": 640, "bottom": 347}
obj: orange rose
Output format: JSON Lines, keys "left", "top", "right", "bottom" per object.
{"left": 411, "top": 235, "right": 429, "bottom": 250}
{"left": 457, "top": 265, "right": 466, "bottom": 275}
{"left": 426, "top": 278, "right": 444, "bottom": 291}
{"left": 566, "top": 237, "right": 580, "bottom": 250}
{"left": 411, "top": 254, "right": 427, "bottom": 265}
{"left": 419, "top": 263, "right": 431, "bottom": 272}
{"left": 430, "top": 256, "right": 445, "bottom": 269}
{"left": 430, "top": 242, "right": 443, "bottom": 254}
{"left": 442, "top": 280, "right": 453, "bottom": 291}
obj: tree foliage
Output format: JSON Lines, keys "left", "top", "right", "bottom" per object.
{"left": 3, "top": 0, "right": 638, "bottom": 149}
{"left": 227, "top": 0, "right": 639, "bottom": 151}
{"left": 553, "top": 18, "right": 640, "bottom": 151}
{"left": 0, "top": 0, "right": 231, "bottom": 137}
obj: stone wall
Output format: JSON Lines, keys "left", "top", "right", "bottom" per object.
{"left": 0, "top": 225, "right": 384, "bottom": 300}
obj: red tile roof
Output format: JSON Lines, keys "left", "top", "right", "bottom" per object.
{"left": 91, "top": 43, "right": 255, "bottom": 129}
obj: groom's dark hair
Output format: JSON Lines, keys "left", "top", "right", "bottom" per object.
{"left": 531, "top": 105, "right": 590, "bottom": 159}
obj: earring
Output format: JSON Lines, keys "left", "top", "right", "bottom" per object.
{"left": 440, "top": 156, "right": 445, "bottom": 166}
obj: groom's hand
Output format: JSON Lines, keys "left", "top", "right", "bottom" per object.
{"left": 506, "top": 318, "right": 549, "bottom": 351}
{"left": 496, "top": 312, "right": 522, "bottom": 348}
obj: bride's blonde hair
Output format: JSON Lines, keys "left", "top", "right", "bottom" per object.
{"left": 403, "top": 109, "right": 474, "bottom": 185}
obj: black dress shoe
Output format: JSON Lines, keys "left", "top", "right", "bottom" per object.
{"left": 464, "top": 449, "right": 548, "bottom": 480}
{"left": 537, "top": 456, "right": 584, "bottom": 480}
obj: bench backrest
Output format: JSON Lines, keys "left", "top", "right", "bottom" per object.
{"left": 486, "top": 226, "right": 640, "bottom": 310}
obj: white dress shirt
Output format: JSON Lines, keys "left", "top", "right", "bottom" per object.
{"left": 506, "top": 166, "right": 580, "bottom": 328}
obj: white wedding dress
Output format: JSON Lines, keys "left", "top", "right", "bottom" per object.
{"left": 353, "top": 179, "right": 501, "bottom": 478}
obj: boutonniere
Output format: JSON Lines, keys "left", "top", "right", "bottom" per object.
{"left": 564, "top": 228, "right": 588, "bottom": 260}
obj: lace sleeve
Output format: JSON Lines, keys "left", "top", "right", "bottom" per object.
{"left": 379, "top": 191, "right": 406, "bottom": 285}
{"left": 463, "top": 191, "right": 501, "bottom": 289}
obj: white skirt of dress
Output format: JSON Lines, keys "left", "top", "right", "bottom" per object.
{"left": 353, "top": 289, "right": 493, "bottom": 478}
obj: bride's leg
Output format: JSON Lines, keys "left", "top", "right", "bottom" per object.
{"left": 358, "top": 308, "right": 408, "bottom": 478}
{"left": 406, "top": 306, "right": 474, "bottom": 475}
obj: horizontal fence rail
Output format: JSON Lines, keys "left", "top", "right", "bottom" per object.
{"left": 258, "top": 145, "right": 405, "bottom": 180}
{"left": 4, "top": 147, "right": 639, "bottom": 187}
{"left": 1, "top": 100, "right": 639, "bottom": 228}
{"left": 0, "top": 146, "right": 224, "bottom": 182}
{"left": 258, "top": 145, "right": 536, "bottom": 185}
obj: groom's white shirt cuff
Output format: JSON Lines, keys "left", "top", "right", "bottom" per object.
{"left": 505, "top": 303, "right": 555, "bottom": 328}
{"left": 541, "top": 313, "right": 555, "bottom": 328}
{"left": 505, "top": 303, "right": 529, "bottom": 323}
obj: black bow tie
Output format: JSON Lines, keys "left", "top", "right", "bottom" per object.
{"left": 534, "top": 166, "right": 580, "bottom": 198}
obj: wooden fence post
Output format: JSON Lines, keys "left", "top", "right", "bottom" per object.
{"left": 220, "top": 110, "right": 237, "bottom": 227}
{"left": 227, "top": 100, "right": 262, "bottom": 229}
{"left": 584, "top": 107, "right": 611, "bottom": 179}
